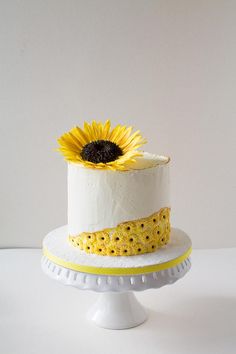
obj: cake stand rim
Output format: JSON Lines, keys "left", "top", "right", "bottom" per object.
{"left": 42, "top": 227, "right": 192, "bottom": 276}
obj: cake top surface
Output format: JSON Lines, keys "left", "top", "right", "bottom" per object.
{"left": 128, "top": 152, "right": 170, "bottom": 170}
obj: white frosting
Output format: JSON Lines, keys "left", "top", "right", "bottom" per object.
{"left": 68, "top": 152, "right": 170, "bottom": 235}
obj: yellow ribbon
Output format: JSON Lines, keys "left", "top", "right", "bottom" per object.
{"left": 43, "top": 246, "right": 192, "bottom": 276}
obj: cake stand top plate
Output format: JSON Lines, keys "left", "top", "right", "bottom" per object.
{"left": 43, "top": 226, "right": 191, "bottom": 276}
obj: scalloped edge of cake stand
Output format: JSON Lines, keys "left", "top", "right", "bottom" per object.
{"left": 41, "top": 255, "right": 191, "bottom": 292}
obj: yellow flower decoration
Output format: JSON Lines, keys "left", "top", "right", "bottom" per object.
{"left": 96, "top": 231, "right": 110, "bottom": 244}
{"left": 83, "top": 243, "right": 94, "bottom": 254}
{"left": 93, "top": 245, "right": 107, "bottom": 256}
{"left": 80, "top": 232, "right": 96, "bottom": 243}
{"left": 146, "top": 243, "right": 158, "bottom": 253}
{"left": 57, "top": 120, "right": 146, "bottom": 170}
{"left": 106, "top": 245, "right": 119, "bottom": 256}
{"left": 119, "top": 245, "right": 132, "bottom": 256}
{"left": 110, "top": 231, "right": 124, "bottom": 244}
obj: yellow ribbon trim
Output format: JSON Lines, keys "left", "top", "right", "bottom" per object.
{"left": 43, "top": 246, "right": 192, "bottom": 276}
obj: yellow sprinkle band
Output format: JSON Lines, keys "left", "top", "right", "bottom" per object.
{"left": 69, "top": 208, "right": 171, "bottom": 256}
{"left": 43, "top": 246, "right": 192, "bottom": 276}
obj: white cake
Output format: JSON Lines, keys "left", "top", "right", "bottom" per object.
{"left": 57, "top": 120, "right": 171, "bottom": 256}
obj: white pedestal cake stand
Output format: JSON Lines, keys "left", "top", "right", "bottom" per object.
{"left": 41, "top": 226, "right": 192, "bottom": 330}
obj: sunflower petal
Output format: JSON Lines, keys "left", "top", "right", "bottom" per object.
{"left": 120, "top": 130, "right": 146, "bottom": 151}
{"left": 67, "top": 132, "right": 83, "bottom": 149}
{"left": 108, "top": 124, "right": 122, "bottom": 142}
{"left": 91, "top": 120, "right": 100, "bottom": 140}
{"left": 71, "top": 126, "right": 90, "bottom": 145}
{"left": 84, "top": 121, "right": 96, "bottom": 142}
{"left": 114, "top": 126, "right": 133, "bottom": 145}
{"left": 101, "top": 120, "right": 111, "bottom": 140}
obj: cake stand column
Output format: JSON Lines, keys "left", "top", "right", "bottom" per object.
{"left": 87, "top": 291, "right": 147, "bottom": 329}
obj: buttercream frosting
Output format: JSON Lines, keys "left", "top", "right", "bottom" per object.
{"left": 68, "top": 152, "right": 170, "bottom": 235}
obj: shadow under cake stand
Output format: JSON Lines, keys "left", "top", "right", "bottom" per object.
{"left": 41, "top": 226, "right": 192, "bottom": 330}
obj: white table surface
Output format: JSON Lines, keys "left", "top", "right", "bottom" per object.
{"left": 0, "top": 248, "right": 235, "bottom": 354}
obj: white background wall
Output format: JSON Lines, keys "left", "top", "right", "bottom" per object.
{"left": 0, "top": 0, "right": 235, "bottom": 248}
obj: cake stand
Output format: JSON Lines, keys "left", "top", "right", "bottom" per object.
{"left": 41, "top": 226, "right": 192, "bottom": 330}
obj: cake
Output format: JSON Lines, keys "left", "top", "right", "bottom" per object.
{"left": 57, "top": 120, "right": 170, "bottom": 257}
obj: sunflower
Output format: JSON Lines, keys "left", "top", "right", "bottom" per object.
{"left": 57, "top": 120, "right": 146, "bottom": 170}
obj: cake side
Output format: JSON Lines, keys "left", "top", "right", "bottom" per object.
{"left": 68, "top": 152, "right": 170, "bottom": 234}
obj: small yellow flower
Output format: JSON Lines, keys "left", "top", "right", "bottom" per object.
{"left": 149, "top": 212, "right": 160, "bottom": 224}
{"left": 76, "top": 238, "right": 84, "bottom": 250}
{"left": 69, "top": 236, "right": 84, "bottom": 250}
{"left": 93, "top": 245, "right": 107, "bottom": 256}
{"left": 83, "top": 243, "right": 94, "bottom": 254}
{"left": 110, "top": 231, "right": 124, "bottom": 244}
{"left": 127, "top": 234, "right": 138, "bottom": 244}
{"left": 96, "top": 231, "right": 110, "bottom": 244}
{"left": 57, "top": 120, "right": 146, "bottom": 171}
{"left": 134, "top": 242, "right": 145, "bottom": 255}
{"left": 146, "top": 243, "right": 158, "bottom": 253}
{"left": 154, "top": 223, "right": 165, "bottom": 239}
{"left": 106, "top": 245, "right": 119, "bottom": 256}
{"left": 158, "top": 234, "right": 168, "bottom": 247}
{"left": 119, "top": 221, "right": 137, "bottom": 235}
{"left": 136, "top": 219, "right": 149, "bottom": 232}
{"left": 139, "top": 228, "right": 154, "bottom": 244}
{"left": 80, "top": 232, "right": 96, "bottom": 243}
{"left": 119, "top": 245, "right": 132, "bottom": 256}
{"left": 159, "top": 208, "right": 170, "bottom": 222}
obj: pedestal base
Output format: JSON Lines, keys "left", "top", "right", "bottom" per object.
{"left": 87, "top": 292, "right": 147, "bottom": 329}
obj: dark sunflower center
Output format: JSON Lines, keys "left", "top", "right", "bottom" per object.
{"left": 81, "top": 140, "right": 123, "bottom": 163}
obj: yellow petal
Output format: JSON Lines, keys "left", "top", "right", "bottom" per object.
{"left": 101, "top": 120, "right": 111, "bottom": 140}
{"left": 84, "top": 121, "right": 96, "bottom": 141}
{"left": 71, "top": 126, "right": 90, "bottom": 145}
{"left": 67, "top": 132, "right": 83, "bottom": 149}
{"left": 108, "top": 125, "right": 122, "bottom": 142}
{"left": 91, "top": 120, "right": 100, "bottom": 140}
{"left": 114, "top": 126, "right": 133, "bottom": 145}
